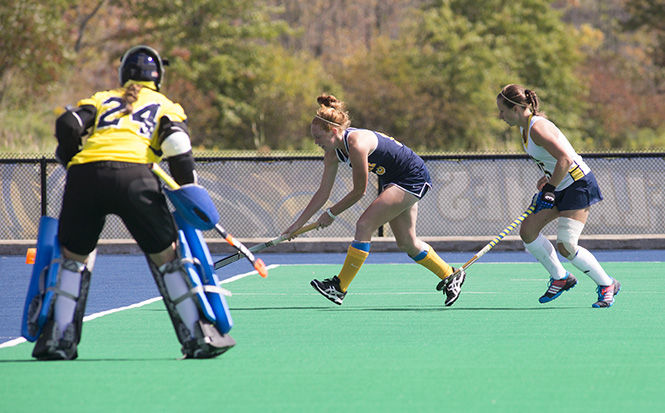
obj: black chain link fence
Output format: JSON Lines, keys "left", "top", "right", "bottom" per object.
{"left": 1, "top": 153, "right": 664, "bottom": 241}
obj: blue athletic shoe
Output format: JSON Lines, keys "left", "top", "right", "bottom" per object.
{"left": 539, "top": 272, "right": 577, "bottom": 303}
{"left": 592, "top": 279, "right": 621, "bottom": 308}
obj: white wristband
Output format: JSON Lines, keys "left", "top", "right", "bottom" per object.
{"left": 325, "top": 208, "right": 336, "bottom": 219}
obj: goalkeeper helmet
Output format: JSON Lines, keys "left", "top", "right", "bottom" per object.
{"left": 119, "top": 45, "right": 167, "bottom": 91}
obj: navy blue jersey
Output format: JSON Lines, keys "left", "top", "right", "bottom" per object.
{"left": 336, "top": 128, "right": 431, "bottom": 198}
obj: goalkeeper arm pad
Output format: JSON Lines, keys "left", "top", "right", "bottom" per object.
{"left": 158, "top": 116, "right": 196, "bottom": 185}
{"left": 54, "top": 105, "right": 96, "bottom": 166}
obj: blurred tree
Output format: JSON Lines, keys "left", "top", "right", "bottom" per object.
{"left": 3, "top": 0, "right": 664, "bottom": 153}
{"left": 249, "top": 47, "right": 340, "bottom": 150}
{"left": 271, "top": 0, "right": 427, "bottom": 62}
{"left": 0, "top": 0, "right": 71, "bottom": 106}
{"left": 337, "top": 0, "right": 584, "bottom": 151}
{"left": 555, "top": 0, "right": 665, "bottom": 149}
{"left": 128, "top": 0, "right": 335, "bottom": 149}
{"left": 623, "top": 0, "right": 665, "bottom": 93}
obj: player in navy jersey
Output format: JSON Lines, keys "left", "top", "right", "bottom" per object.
{"left": 284, "top": 94, "right": 465, "bottom": 306}
{"left": 497, "top": 84, "right": 620, "bottom": 308}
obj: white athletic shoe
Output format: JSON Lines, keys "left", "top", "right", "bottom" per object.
{"left": 436, "top": 268, "right": 466, "bottom": 306}
{"left": 311, "top": 276, "right": 346, "bottom": 305}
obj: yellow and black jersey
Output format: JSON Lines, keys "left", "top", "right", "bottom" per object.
{"left": 68, "top": 81, "right": 187, "bottom": 166}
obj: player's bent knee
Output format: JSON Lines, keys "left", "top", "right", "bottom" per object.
{"left": 354, "top": 217, "right": 378, "bottom": 240}
{"left": 396, "top": 239, "right": 420, "bottom": 256}
{"left": 557, "top": 217, "right": 585, "bottom": 260}
{"left": 556, "top": 242, "right": 575, "bottom": 260}
{"left": 519, "top": 226, "right": 536, "bottom": 243}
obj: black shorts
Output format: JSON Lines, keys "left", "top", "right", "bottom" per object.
{"left": 379, "top": 163, "right": 432, "bottom": 199}
{"left": 58, "top": 162, "right": 177, "bottom": 255}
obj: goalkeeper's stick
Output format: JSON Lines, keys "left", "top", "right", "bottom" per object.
{"left": 213, "top": 222, "right": 319, "bottom": 270}
{"left": 151, "top": 163, "right": 267, "bottom": 278}
{"left": 437, "top": 205, "right": 535, "bottom": 290}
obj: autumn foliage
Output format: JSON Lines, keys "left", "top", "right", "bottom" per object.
{"left": 1, "top": 0, "right": 663, "bottom": 153}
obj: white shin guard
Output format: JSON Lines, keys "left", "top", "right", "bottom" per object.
{"left": 556, "top": 217, "right": 585, "bottom": 260}
{"left": 53, "top": 262, "right": 83, "bottom": 339}
{"left": 524, "top": 233, "right": 568, "bottom": 279}
{"left": 33, "top": 258, "right": 91, "bottom": 360}
{"left": 557, "top": 217, "right": 613, "bottom": 286}
{"left": 569, "top": 247, "right": 614, "bottom": 286}
{"left": 151, "top": 257, "right": 235, "bottom": 358}
{"left": 161, "top": 266, "right": 200, "bottom": 339}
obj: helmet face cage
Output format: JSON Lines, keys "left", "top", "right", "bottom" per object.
{"left": 119, "top": 45, "right": 164, "bottom": 90}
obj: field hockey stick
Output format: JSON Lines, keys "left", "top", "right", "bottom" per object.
{"left": 437, "top": 205, "right": 535, "bottom": 290}
{"left": 151, "top": 163, "right": 268, "bottom": 278}
{"left": 213, "top": 222, "right": 320, "bottom": 270}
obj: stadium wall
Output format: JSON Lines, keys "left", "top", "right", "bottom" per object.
{"left": 1, "top": 154, "right": 663, "bottom": 254}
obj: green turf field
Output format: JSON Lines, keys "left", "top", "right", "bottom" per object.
{"left": 2, "top": 262, "right": 664, "bottom": 412}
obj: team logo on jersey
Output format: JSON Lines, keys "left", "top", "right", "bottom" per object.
{"left": 368, "top": 163, "right": 386, "bottom": 175}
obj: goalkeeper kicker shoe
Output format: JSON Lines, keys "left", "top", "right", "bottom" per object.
{"left": 539, "top": 272, "right": 577, "bottom": 303}
{"left": 436, "top": 268, "right": 466, "bottom": 307}
{"left": 311, "top": 276, "right": 346, "bottom": 305}
{"left": 592, "top": 279, "right": 621, "bottom": 308}
{"left": 182, "top": 320, "right": 235, "bottom": 359}
{"left": 32, "top": 321, "right": 78, "bottom": 361}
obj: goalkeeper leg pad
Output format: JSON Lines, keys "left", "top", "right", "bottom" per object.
{"left": 31, "top": 258, "right": 92, "bottom": 361}
{"left": 174, "top": 211, "right": 233, "bottom": 334}
{"left": 148, "top": 257, "right": 235, "bottom": 359}
{"left": 148, "top": 219, "right": 235, "bottom": 358}
{"left": 22, "top": 216, "right": 93, "bottom": 359}
{"left": 22, "top": 216, "right": 61, "bottom": 342}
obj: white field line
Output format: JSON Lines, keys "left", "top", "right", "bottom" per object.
{"left": 0, "top": 337, "right": 26, "bottom": 349}
{"left": 0, "top": 265, "right": 279, "bottom": 349}
{"left": 0, "top": 297, "right": 162, "bottom": 349}
{"left": 81, "top": 297, "right": 163, "bottom": 322}
{"left": 2, "top": 261, "right": 658, "bottom": 349}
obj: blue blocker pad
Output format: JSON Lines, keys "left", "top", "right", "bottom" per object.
{"left": 174, "top": 211, "right": 233, "bottom": 334}
{"left": 21, "top": 216, "right": 62, "bottom": 342}
{"left": 164, "top": 184, "right": 220, "bottom": 231}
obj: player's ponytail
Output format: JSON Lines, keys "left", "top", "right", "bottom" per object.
{"left": 313, "top": 93, "right": 351, "bottom": 130}
{"left": 524, "top": 89, "right": 541, "bottom": 117}
{"left": 120, "top": 83, "right": 143, "bottom": 116}
{"left": 498, "top": 84, "right": 545, "bottom": 118}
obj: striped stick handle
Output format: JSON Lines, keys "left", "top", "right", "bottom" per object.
{"left": 456, "top": 205, "right": 536, "bottom": 273}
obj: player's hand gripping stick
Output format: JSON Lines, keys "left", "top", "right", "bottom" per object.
{"left": 532, "top": 183, "right": 556, "bottom": 213}
{"left": 214, "top": 222, "right": 320, "bottom": 270}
